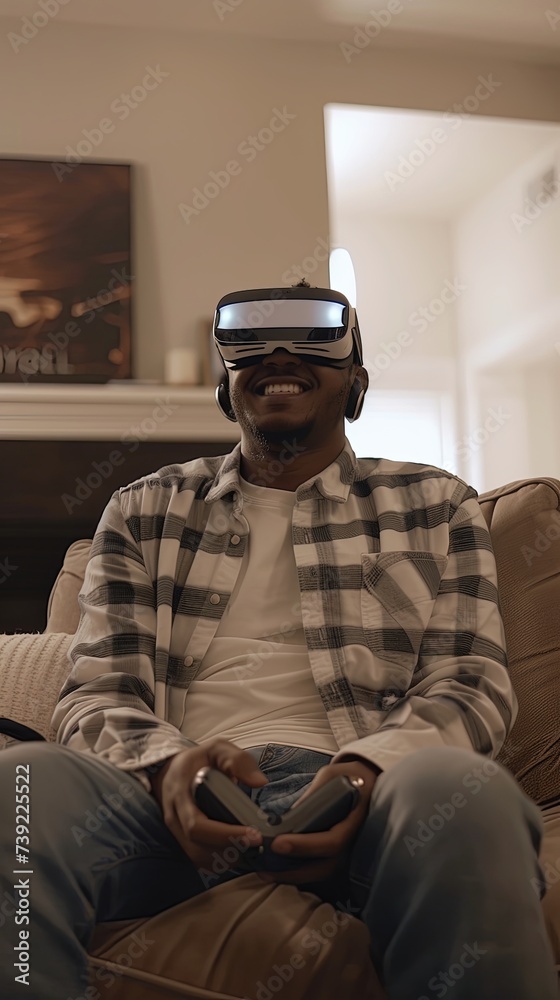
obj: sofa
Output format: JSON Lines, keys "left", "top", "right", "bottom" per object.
{"left": 1, "top": 475, "right": 560, "bottom": 998}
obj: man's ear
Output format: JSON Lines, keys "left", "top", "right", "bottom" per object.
{"left": 345, "top": 365, "right": 368, "bottom": 423}
{"left": 355, "top": 365, "right": 369, "bottom": 393}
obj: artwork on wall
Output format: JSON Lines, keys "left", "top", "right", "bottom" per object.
{"left": 0, "top": 157, "right": 132, "bottom": 382}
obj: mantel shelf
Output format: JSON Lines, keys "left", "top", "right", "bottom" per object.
{"left": 0, "top": 383, "right": 241, "bottom": 441}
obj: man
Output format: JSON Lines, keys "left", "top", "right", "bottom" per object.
{"left": 0, "top": 282, "right": 557, "bottom": 998}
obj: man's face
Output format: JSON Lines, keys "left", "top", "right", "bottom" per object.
{"left": 227, "top": 348, "right": 362, "bottom": 447}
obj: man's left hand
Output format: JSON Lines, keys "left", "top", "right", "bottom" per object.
{"left": 259, "top": 759, "right": 380, "bottom": 885}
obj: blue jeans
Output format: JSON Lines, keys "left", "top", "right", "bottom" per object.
{"left": 0, "top": 740, "right": 557, "bottom": 999}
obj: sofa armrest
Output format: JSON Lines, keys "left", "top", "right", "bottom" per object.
{"left": 0, "top": 632, "right": 74, "bottom": 748}
{"left": 45, "top": 539, "right": 92, "bottom": 634}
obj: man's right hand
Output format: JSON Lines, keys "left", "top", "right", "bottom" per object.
{"left": 148, "top": 739, "right": 268, "bottom": 873}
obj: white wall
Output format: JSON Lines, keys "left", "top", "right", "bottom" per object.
{"left": 331, "top": 212, "right": 460, "bottom": 471}
{"left": 0, "top": 15, "right": 559, "bottom": 379}
{"left": 333, "top": 212, "right": 458, "bottom": 367}
{"left": 454, "top": 137, "right": 560, "bottom": 487}
{"left": 330, "top": 211, "right": 458, "bottom": 465}
{"left": 523, "top": 362, "right": 560, "bottom": 478}
{"left": 454, "top": 138, "right": 560, "bottom": 368}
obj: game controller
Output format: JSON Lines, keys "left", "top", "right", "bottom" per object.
{"left": 192, "top": 766, "right": 363, "bottom": 872}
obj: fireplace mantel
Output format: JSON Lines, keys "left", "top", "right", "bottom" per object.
{"left": 0, "top": 383, "right": 241, "bottom": 632}
{"left": 0, "top": 383, "right": 240, "bottom": 441}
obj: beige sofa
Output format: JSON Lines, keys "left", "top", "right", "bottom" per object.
{"left": 2, "top": 475, "right": 560, "bottom": 998}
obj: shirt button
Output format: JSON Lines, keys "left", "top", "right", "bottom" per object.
{"left": 231, "top": 534, "right": 240, "bottom": 545}
{"left": 210, "top": 593, "right": 221, "bottom": 604}
{"left": 185, "top": 655, "right": 194, "bottom": 667}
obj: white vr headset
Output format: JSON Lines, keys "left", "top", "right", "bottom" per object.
{"left": 212, "top": 285, "right": 363, "bottom": 372}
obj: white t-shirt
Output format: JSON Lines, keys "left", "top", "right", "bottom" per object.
{"left": 180, "top": 474, "right": 338, "bottom": 753}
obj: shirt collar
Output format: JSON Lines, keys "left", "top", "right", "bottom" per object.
{"left": 204, "top": 437, "right": 358, "bottom": 505}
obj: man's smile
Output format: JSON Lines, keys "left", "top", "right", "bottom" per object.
{"left": 255, "top": 383, "right": 313, "bottom": 402}
{"left": 251, "top": 374, "right": 314, "bottom": 396}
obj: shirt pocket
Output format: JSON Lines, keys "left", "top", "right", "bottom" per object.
{"left": 360, "top": 550, "right": 448, "bottom": 683}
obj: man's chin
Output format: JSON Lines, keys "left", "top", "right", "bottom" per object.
{"left": 244, "top": 414, "right": 314, "bottom": 445}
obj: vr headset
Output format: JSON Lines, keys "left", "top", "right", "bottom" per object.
{"left": 212, "top": 285, "right": 363, "bottom": 372}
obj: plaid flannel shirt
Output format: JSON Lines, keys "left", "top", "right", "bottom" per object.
{"left": 52, "top": 438, "right": 516, "bottom": 792}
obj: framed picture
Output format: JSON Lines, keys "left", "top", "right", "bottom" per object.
{"left": 0, "top": 157, "right": 132, "bottom": 383}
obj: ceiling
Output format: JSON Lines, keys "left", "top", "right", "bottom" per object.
{"left": 0, "top": 0, "right": 559, "bottom": 64}
{"left": 325, "top": 105, "right": 560, "bottom": 218}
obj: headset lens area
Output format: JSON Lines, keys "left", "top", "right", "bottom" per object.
{"left": 214, "top": 298, "right": 347, "bottom": 344}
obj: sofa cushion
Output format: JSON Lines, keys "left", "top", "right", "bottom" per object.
{"left": 45, "top": 539, "right": 92, "bottom": 635}
{"left": 478, "top": 479, "right": 560, "bottom": 806}
{"left": 535, "top": 804, "right": 560, "bottom": 971}
{"left": 88, "top": 873, "right": 385, "bottom": 1000}
{"left": 0, "top": 632, "right": 73, "bottom": 749}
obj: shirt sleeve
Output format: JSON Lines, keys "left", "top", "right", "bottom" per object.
{"left": 332, "top": 485, "right": 517, "bottom": 775}
{"left": 50, "top": 489, "right": 197, "bottom": 793}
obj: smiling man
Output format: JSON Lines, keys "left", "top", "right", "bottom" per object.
{"left": 0, "top": 281, "right": 557, "bottom": 999}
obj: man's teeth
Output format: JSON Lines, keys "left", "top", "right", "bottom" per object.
{"left": 263, "top": 383, "right": 305, "bottom": 395}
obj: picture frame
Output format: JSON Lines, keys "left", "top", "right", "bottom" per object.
{"left": 0, "top": 156, "right": 133, "bottom": 383}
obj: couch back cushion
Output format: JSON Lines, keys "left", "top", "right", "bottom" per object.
{"left": 478, "top": 478, "right": 560, "bottom": 806}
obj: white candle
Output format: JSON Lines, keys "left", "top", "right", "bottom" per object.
{"left": 165, "top": 347, "right": 200, "bottom": 385}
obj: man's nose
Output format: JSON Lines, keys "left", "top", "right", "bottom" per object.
{"left": 263, "top": 348, "right": 301, "bottom": 364}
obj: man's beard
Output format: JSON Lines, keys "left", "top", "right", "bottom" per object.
{"left": 244, "top": 419, "right": 315, "bottom": 461}
{"left": 230, "top": 380, "right": 349, "bottom": 461}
